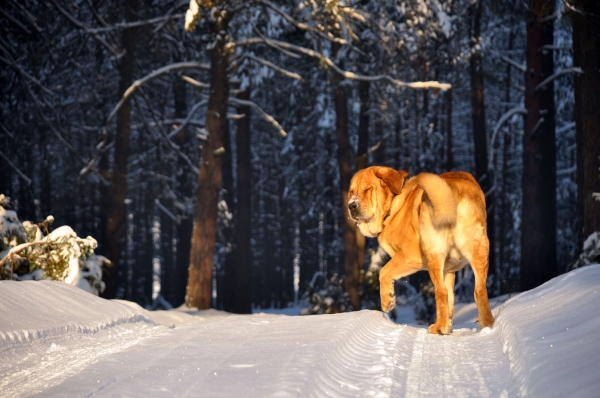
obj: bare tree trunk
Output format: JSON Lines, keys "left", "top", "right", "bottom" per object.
{"left": 446, "top": 88, "right": 454, "bottom": 171}
{"left": 173, "top": 75, "right": 193, "bottom": 307}
{"left": 572, "top": 1, "right": 600, "bottom": 247}
{"left": 224, "top": 88, "right": 253, "bottom": 314}
{"left": 186, "top": 17, "right": 230, "bottom": 309}
{"left": 469, "top": 0, "right": 495, "bottom": 277}
{"left": 521, "top": 0, "right": 557, "bottom": 291}
{"left": 221, "top": 88, "right": 236, "bottom": 311}
{"left": 499, "top": 31, "right": 514, "bottom": 276}
{"left": 103, "top": 1, "right": 137, "bottom": 298}
{"left": 332, "top": 42, "right": 360, "bottom": 311}
{"left": 355, "top": 80, "right": 369, "bottom": 286}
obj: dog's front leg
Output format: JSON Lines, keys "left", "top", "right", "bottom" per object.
{"left": 379, "top": 256, "right": 416, "bottom": 313}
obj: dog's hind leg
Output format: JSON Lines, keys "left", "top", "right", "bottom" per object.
{"left": 467, "top": 250, "right": 495, "bottom": 329}
{"left": 444, "top": 272, "right": 456, "bottom": 320}
{"left": 427, "top": 253, "right": 453, "bottom": 335}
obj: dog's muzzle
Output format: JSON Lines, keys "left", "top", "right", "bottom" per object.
{"left": 348, "top": 199, "right": 363, "bottom": 222}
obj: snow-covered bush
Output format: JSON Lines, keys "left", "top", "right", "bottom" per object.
{"left": 300, "top": 272, "right": 353, "bottom": 315}
{"left": 74, "top": 255, "right": 111, "bottom": 295}
{"left": 363, "top": 246, "right": 388, "bottom": 310}
{"left": 571, "top": 231, "right": 600, "bottom": 270}
{"left": 0, "top": 195, "right": 106, "bottom": 294}
{"left": 413, "top": 280, "right": 436, "bottom": 325}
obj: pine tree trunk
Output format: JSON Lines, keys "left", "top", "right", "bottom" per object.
{"left": 332, "top": 42, "right": 360, "bottom": 311}
{"left": 446, "top": 88, "right": 454, "bottom": 171}
{"left": 499, "top": 31, "right": 514, "bottom": 277}
{"left": 186, "top": 17, "right": 230, "bottom": 309}
{"left": 469, "top": 0, "right": 495, "bottom": 277}
{"left": 521, "top": 0, "right": 557, "bottom": 291}
{"left": 355, "top": 80, "right": 369, "bottom": 286}
{"left": 224, "top": 89, "right": 253, "bottom": 314}
{"left": 221, "top": 87, "right": 236, "bottom": 311}
{"left": 103, "top": 1, "right": 137, "bottom": 299}
{"left": 572, "top": 1, "right": 600, "bottom": 247}
{"left": 173, "top": 75, "right": 193, "bottom": 307}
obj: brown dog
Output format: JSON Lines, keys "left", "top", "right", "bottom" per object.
{"left": 348, "top": 166, "right": 494, "bottom": 334}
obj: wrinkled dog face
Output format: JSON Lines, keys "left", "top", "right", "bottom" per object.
{"left": 348, "top": 167, "right": 407, "bottom": 238}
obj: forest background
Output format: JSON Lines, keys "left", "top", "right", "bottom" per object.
{"left": 1, "top": 0, "right": 599, "bottom": 315}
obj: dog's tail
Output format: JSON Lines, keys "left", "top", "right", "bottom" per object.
{"left": 416, "top": 173, "right": 457, "bottom": 227}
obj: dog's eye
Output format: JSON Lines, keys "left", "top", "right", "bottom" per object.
{"left": 363, "top": 187, "right": 372, "bottom": 193}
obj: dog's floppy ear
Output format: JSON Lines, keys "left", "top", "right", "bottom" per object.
{"left": 375, "top": 167, "right": 409, "bottom": 195}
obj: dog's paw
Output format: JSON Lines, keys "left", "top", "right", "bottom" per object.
{"left": 427, "top": 322, "right": 452, "bottom": 335}
{"left": 380, "top": 295, "right": 396, "bottom": 313}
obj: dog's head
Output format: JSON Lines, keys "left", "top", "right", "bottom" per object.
{"left": 348, "top": 166, "right": 409, "bottom": 237}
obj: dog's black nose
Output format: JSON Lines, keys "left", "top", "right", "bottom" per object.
{"left": 348, "top": 201, "right": 359, "bottom": 211}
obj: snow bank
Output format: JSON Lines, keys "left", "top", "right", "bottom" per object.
{"left": 0, "top": 265, "right": 599, "bottom": 397}
{"left": 0, "top": 281, "right": 153, "bottom": 352}
{"left": 493, "top": 265, "right": 600, "bottom": 397}
{"left": 0, "top": 280, "right": 203, "bottom": 352}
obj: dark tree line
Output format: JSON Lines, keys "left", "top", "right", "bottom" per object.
{"left": 1, "top": 0, "right": 598, "bottom": 311}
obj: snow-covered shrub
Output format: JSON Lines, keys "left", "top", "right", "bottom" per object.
{"left": 0, "top": 195, "right": 105, "bottom": 294}
{"left": 413, "top": 280, "right": 436, "bottom": 325}
{"left": 300, "top": 272, "right": 353, "bottom": 315}
{"left": 571, "top": 231, "right": 600, "bottom": 270}
{"left": 74, "top": 255, "right": 111, "bottom": 295}
{"left": 0, "top": 195, "right": 27, "bottom": 251}
{"left": 363, "top": 246, "right": 389, "bottom": 310}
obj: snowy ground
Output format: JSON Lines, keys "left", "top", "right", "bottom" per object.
{"left": 1, "top": 266, "right": 599, "bottom": 397}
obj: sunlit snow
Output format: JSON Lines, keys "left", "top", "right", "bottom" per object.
{"left": 1, "top": 265, "right": 599, "bottom": 397}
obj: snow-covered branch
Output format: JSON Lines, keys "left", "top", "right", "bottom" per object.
{"left": 488, "top": 106, "right": 528, "bottom": 171}
{"left": 534, "top": 67, "right": 583, "bottom": 92}
{"left": 237, "top": 38, "right": 452, "bottom": 90}
{"left": 253, "top": 0, "right": 348, "bottom": 45}
{"left": 249, "top": 22, "right": 301, "bottom": 59}
{"left": 106, "top": 62, "right": 210, "bottom": 125}
{"left": 234, "top": 53, "right": 303, "bottom": 81}
{"left": 500, "top": 56, "right": 526, "bottom": 73}
{"left": 428, "top": 0, "right": 453, "bottom": 39}
{"left": 167, "top": 99, "right": 209, "bottom": 140}
{"left": 181, "top": 75, "right": 210, "bottom": 89}
{"left": 131, "top": 118, "right": 205, "bottom": 131}
{"left": 228, "top": 98, "right": 287, "bottom": 137}
{"left": 132, "top": 97, "right": 200, "bottom": 175}
{"left": 81, "top": 62, "right": 209, "bottom": 177}
{"left": 0, "top": 241, "right": 45, "bottom": 268}
{"left": 85, "top": 14, "right": 185, "bottom": 33}
{"left": 155, "top": 199, "right": 180, "bottom": 225}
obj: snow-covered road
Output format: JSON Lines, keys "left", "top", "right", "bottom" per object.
{"left": 1, "top": 265, "right": 599, "bottom": 397}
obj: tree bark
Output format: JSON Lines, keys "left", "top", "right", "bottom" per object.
{"left": 102, "top": 1, "right": 137, "bottom": 299}
{"left": 221, "top": 87, "right": 236, "bottom": 311}
{"left": 173, "top": 74, "right": 193, "bottom": 307}
{"left": 499, "top": 31, "right": 514, "bottom": 276}
{"left": 446, "top": 88, "right": 454, "bottom": 171}
{"left": 354, "top": 80, "right": 369, "bottom": 286}
{"left": 469, "top": 0, "right": 495, "bottom": 277}
{"left": 332, "top": 42, "right": 360, "bottom": 311}
{"left": 521, "top": 0, "right": 557, "bottom": 291}
{"left": 572, "top": 1, "right": 600, "bottom": 247}
{"left": 224, "top": 89, "right": 253, "bottom": 314}
{"left": 186, "top": 16, "right": 230, "bottom": 309}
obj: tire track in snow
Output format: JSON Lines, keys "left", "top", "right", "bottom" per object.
{"left": 405, "top": 328, "right": 426, "bottom": 397}
{"left": 399, "top": 326, "right": 511, "bottom": 397}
